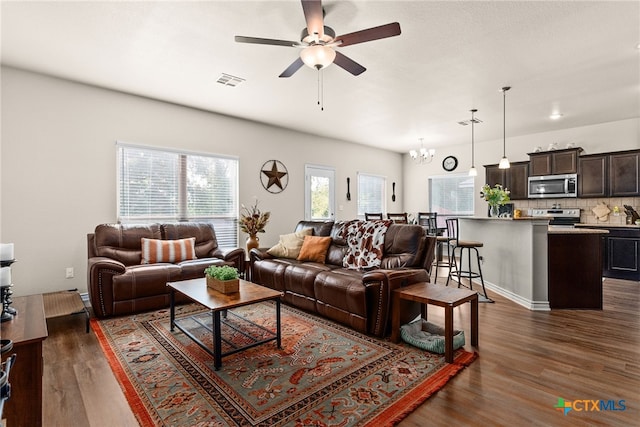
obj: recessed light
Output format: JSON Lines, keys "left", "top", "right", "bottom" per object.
{"left": 550, "top": 113, "right": 563, "bottom": 120}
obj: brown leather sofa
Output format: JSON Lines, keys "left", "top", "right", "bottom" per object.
{"left": 88, "top": 222, "right": 245, "bottom": 317}
{"left": 250, "top": 220, "right": 436, "bottom": 337}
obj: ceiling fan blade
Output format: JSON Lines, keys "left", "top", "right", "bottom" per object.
{"left": 301, "top": 0, "right": 324, "bottom": 38}
{"left": 235, "top": 35, "right": 300, "bottom": 47}
{"left": 336, "top": 22, "right": 401, "bottom": 47}
{"left": 279, "top": 57, "right": 305, "bottom": 78}
{"left": 333, "top": 51, "right": 366, "bottom": 76}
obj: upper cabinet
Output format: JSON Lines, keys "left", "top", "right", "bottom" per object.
{"left": 528, "top": 147, "right": 582, "bottom": 176}
{"left": 578, "top": 150, "right": 640, "bottom": 198}
{"left": 484, "top": 161, "right": 529, "bottom": 200}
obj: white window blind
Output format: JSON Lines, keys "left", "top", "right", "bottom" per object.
{"left": 357, "top": 173, "right": 386, "bottom": 217}
{"left": 429, "top": 174, "right": 475, "bottom": 226}
{"left": 117, "top": 143, "right": 239, "bottom": 247}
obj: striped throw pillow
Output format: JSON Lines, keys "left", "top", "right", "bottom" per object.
{"left": 141, "top": 238, "right": 197, "bottom": 264}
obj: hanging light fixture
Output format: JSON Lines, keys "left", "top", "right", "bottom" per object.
{"left": 409, "top": 138, "right": 435, "bottom": 164}
{"left": 498, "top": 86, "right": 511, "bottom": 169}
{"left": 469, "top": 109, "right": 479, "bottom": 176}
{"left": 300, "top": 45, "right": 336, "bottom": 70}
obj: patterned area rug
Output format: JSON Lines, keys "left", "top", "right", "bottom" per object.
{"left": 91, "top": 302, "right": 476, "bottom": 426}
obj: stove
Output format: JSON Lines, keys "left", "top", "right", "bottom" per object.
{"left": 529, "top": 208, "right": 581, "bottom": 227}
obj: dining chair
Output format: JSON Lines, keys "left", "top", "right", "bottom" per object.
{"left": 387, "top": 212, "right": 408, "bottom": 224}
{"left": 365, "top": 212, "right": 384, "bottom": 220}
{"left": 417, "top": 212, "right": 438, "bottom": 235}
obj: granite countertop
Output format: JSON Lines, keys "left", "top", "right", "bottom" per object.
{"left": 575, "top": 223, "right": 640, "bottom": 229}
{"left": 548, "top": 227, "right": 609, "bottom": 234}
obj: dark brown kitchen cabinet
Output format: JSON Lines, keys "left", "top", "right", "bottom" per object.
{"left": 578, "top": 154, "right": 607, "bottom": 197}
{"left": 528, "top": 147, "right": 582, "bottom": 176}
{"left": 609, "top": 150, "right": 640, "bottom": 196}
{"left": 484, "top": 161, "right": 529, "bottom": 200}
{"left": 578, "top": 150, "right": 640, "bottom": 198}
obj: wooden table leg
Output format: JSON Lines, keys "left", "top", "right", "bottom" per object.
{"left": 444, "top": 304, "right": 453, "bottom": 363}
{"left": 471, "top": 294, "right": 479, "bottom": 347}
{"left": 390, "top": 291, "right": 401, "bottom": 343}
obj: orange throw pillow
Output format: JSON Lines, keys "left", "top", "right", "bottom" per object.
{"left": 141, "top": 238, "right": 197, "bottom": 264}
{"left": 296, "top": 236, "right": 332, "bottom": 263}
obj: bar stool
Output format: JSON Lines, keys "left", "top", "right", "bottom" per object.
{"left": 418, "top": 212, "right": 452, "bottom": 283}
{"left": 445, "top": 218, "right": 492, "bottom": 302}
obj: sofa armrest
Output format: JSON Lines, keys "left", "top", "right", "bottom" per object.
{"left": 87, "top": 257, "right": 126, "bottom": 318}
{"left": 362, "top": 268, "right": 430, "bottom": 337}
{"left": 213, "top": 247, "right": 246, "bottom": 274}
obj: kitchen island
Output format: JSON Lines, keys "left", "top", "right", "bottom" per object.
{"left": 457, "top": 218, "right": 608, "bottom": 310}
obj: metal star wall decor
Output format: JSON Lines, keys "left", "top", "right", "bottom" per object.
{"left": 260, "top": 160, "right": 288, "bottom": 193}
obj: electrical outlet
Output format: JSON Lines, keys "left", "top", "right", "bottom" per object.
{"left": 65, "top": 267, "right": 74, "bottom": 279}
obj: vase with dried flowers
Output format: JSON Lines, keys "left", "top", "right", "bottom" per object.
{"left": 480, "top": 184, "right": 511, "bottom": 217}
{"left": 239, "top": 200, "right": 271, "bottom": 252}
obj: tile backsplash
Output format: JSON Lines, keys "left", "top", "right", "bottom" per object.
{"left": 513, "top": 197, "right": 640, "bottom": 225}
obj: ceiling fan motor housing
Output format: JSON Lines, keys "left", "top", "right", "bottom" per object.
{"left": 301, "top": 26, "right": 336, "bottom": 44}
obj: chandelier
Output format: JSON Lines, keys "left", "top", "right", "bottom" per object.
{"left": 409, "top": 138, "right": 435, "bottom": 164}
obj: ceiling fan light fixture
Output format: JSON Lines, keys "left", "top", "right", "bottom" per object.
{"left": 300, "top": 45, "right": 336, "bottom": 70}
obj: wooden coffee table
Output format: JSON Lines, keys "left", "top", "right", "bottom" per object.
{"left": 391, "top": 282, "right": 478, "bottom": 363}
{"left": 167, "top": 278, "right": 283, "bottom": 370}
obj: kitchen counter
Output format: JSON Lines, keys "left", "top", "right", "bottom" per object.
{"left": 576, "top": 223, "right": 640, "bottom": 229}
{"left": 548, "top": 228, "right": 609, "bottom": 235}
{"left": 457, "top": 217, "right": 607, "bottom": 311}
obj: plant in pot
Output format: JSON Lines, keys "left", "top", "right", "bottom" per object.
{"left": 204, "top": 265, "right": 240, "bottom": 294}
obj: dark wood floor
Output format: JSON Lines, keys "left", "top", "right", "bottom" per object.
{"left": 41, "top": 276, "right": 639, "bottom": 426}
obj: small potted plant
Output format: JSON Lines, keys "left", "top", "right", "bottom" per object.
{"left": 204, "top": 265, "right": 240, "bottom": 294}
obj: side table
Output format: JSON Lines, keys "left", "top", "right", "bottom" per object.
{"left": 391, "top": 282, "right": 478, "bottom": 363}
{"left": 0, "top": 294, "right": 48, "bottom": 427}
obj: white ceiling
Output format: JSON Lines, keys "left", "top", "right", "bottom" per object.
{"left": 2, "top": 1, "right": 639, "bottom": 153}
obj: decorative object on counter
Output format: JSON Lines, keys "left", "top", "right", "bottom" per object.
{"left": 480, "top": 184, "right": 511, "bottom": 217}
{"left": 592, "top": 202, "right": 611, "bottom": 222}
{"left": 410, "top": 138, "right": 436, "bottom": 164}
{"left": 514, "top": 209, "right": 522, "bottom": 218}
{"left": 0, "top": 243, "right": 14, "bottom": 262}
{"left": 346, "top": 177, "right": 351, "bottom": 201}
{"left": 0, "top": 257, "right": 17, "bottom": 323}
{"left": 623, "top": 205, "right": 640, "bottom": 225}
{"left": 239, "top": 199, "right": 271, "bottom": 253}
{"left": 204, "top": 265, "right": 240, "bottom": 294}
{"left": 612, "top": 206, "right": 620, "bottom": 216}
{"left": 498, "top": 86, "right": 511, "bottom": 169}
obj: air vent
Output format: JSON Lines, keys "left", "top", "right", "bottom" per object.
{"left": 458, "top": 117, "right": 483, "bottom": 126}
{"left": 216, "top": 73, "right": 245, "bottom": 87}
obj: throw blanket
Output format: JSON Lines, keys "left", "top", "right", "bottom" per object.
{"left": 342, "top": 219, "right": 392, "bottom": 270}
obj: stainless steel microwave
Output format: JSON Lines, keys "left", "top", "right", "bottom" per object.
{"left": 528, "top": 174, "right": 578, "bottom": 198}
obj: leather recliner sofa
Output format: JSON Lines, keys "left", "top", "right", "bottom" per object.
{"left": 87, "top": 222, "right": 245, "bottom": 317}
{"left": 250, "top": 220, "right": 436, "bottom": 337}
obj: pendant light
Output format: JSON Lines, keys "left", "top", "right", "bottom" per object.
{"left": 468, "top": 109, "right": 478, "bottom": 176}
{"left": 498, "top": 86, "right": 511, "bottom": 169}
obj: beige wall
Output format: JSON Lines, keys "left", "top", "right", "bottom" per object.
{"left": 403, "top": 118, "right": 640, "bottom": 216}
{"left": 1, "top": 67, "right": 403, "bottom": 296}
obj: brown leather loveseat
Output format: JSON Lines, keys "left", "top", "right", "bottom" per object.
{"left": 250, "top": 220, "right": 436, "bottom": 337}
{"left": 88, "top": 222, "right": 244, "bottom": 317}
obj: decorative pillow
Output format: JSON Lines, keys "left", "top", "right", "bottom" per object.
{"left": 297, "top": 235, "right": 333, "bottom": 263}
{"left": 141, "top": 238, "right": 197, "bottom": 264}
{"left": 343, "top": 220, "right": 392, "bottom": 270}
{"left": 267, "top": 228, "right": 313, "bottom": 259}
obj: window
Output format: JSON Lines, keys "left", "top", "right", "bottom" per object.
{"left": 117, "top": 143, "right": 239, "bottom": 247}
{"left": 429, "top": 174, "right": 475, "bottom": 227}
{"left": 357, "top": 173, "right": 386, "bottom": 217}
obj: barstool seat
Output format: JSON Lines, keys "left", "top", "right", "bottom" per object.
{"left": 445, "top": 218, "right": 492, "bottom": 302}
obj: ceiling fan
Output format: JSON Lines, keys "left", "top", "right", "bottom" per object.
{"left": 235, "top": 0, "right": 401, "bottom": 78}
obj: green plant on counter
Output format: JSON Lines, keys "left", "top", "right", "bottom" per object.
{"left": 480, "top": 184, "right": 511, "bottom": 207}
{"left": 204, "top": 265, "right": 239, "bottom": 281}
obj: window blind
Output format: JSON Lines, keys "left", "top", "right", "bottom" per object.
{"left": 357, "top": 173, "right": 386, "bottom": 216}
{"left": 117, "top": 144, "right": 239, "bottom": 247}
